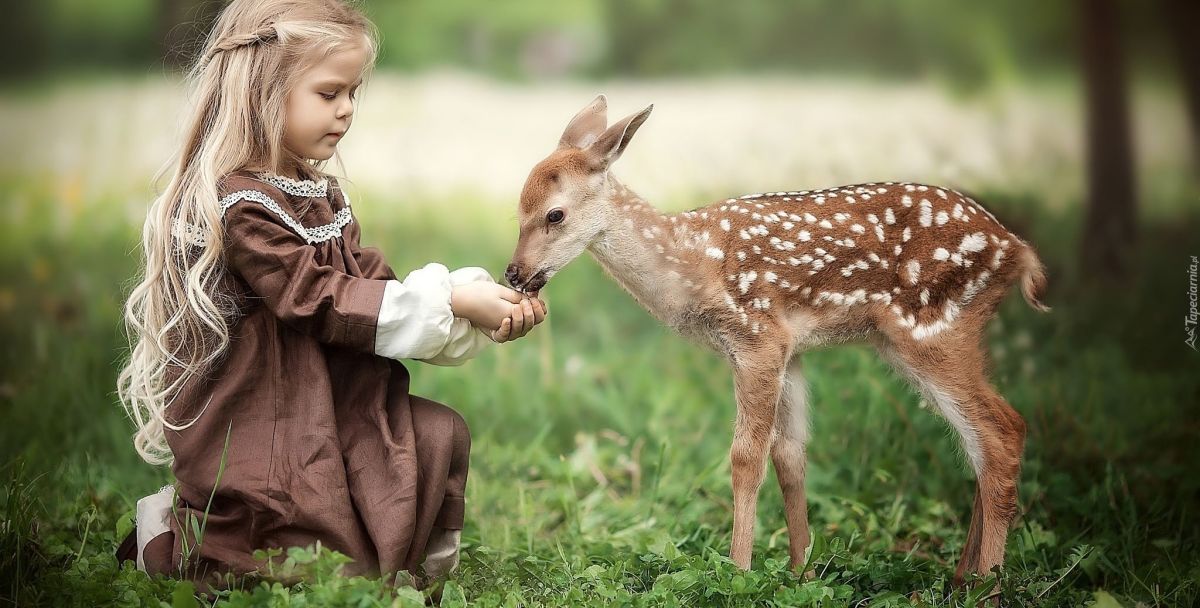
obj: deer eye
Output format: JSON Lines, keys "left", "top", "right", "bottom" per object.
{"left": 546, "top": 209, "right": 565, "bottom": 224}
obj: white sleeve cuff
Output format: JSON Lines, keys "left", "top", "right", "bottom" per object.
{"left": 374, "top": 264, "right": 498, "bottom": 364}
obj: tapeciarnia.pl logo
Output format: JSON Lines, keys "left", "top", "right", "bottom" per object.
{"left": 1187, "top": 255, "right": 1198, "bottom": 351}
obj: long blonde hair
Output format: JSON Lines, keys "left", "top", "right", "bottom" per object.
{"left": 117, "top": 0, "right": 378, "bottom": 465}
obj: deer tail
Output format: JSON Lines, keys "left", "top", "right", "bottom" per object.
{"left": 1016, "top": 245, "right": 1051, "bottom": 313}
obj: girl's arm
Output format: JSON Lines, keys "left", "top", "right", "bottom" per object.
{"left": 332, "top": 182, "right": 503, "bottom": 365}
{"left": 223, "top": 192, "right": 388, "bottom": 354}
{"left": 221, "top": 182, "right": 510, "bottom": 365}
{"left": 374, "top": 263, "right": 498, "bottom": 366}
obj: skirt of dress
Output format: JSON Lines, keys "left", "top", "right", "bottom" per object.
{"left": 118, "top": 394, "right": 470, "bottom": 592}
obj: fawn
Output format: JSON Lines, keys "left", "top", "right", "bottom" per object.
{"left": 505, "top": 95, "right": 1049, "bottom": 584}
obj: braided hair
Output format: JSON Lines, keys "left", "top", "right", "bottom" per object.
{"left": 203, "top": 25, "right": 279, "bottom": 62}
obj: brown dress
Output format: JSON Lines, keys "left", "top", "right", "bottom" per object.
{"left": 141, "top": 171, "right": 471, "bottom": 587}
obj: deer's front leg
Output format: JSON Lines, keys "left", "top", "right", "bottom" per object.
{"left": 728, "top": 347, "right": 788, "bottom": 570}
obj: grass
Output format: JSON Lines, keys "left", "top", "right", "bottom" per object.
{"left": 1, "top": 171, "right": 1198, "bottom": 607}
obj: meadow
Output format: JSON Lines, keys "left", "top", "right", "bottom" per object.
{"left": 1, "top": 75, "right": 1198, "bottom": 607}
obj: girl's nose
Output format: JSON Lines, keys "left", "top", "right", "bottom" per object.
{"left": 336, "top": 99, "right": 354, "bottom": 120}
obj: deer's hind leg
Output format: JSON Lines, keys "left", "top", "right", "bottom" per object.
{"left": 873, "top": 318, "right": 1026, "bottom": 585}
{"left": 770, "top": 357, "right": 812, "bottom": 572}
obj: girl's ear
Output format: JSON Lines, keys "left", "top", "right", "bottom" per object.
{"left": 583, "top": 104, "right": 653, "bottom": 170}
{"left": 558, "top": 94, "right": 609, "bottom": 150}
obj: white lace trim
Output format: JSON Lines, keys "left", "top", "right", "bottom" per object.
{"left": 171, "top": 218, "right": 210, "bottom": 247}
{"left": 221, "top": 189, "right": 352, "bottom": 244}
{"left": 256, "top": 172, "right": 329, "bottom": 198}
{"left": 171, "top": 189, "right": 352, "bottom": 247}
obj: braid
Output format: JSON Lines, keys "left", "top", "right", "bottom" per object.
{"left": 204, "top": 25, "right": 278, "bottom": 62}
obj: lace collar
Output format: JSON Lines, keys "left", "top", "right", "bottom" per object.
{"left": 256, "top": 172, "right": 329, "bottom": 198}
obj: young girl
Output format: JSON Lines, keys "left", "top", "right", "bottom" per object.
{"left": 115, "top": 0, "right": 546, "bottom": 590}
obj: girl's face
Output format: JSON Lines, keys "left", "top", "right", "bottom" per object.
{"left": 282, "top": 43, "right": 370, "bottom": 163}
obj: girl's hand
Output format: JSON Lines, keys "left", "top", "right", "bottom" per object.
{"left": 491, "top": 295, "right": 547, "bottom": 343}
{"left": 450, "top": 282, "right": 524, "bottom": 330}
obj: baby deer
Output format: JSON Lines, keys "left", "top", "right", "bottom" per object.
{"left": 505, "top": 95, "right": 1049, "bottom": 584}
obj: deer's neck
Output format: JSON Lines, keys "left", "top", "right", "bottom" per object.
{"left": 587, "top": 178, "right": 693, "bottom": 325}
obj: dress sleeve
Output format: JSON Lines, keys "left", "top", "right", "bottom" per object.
{"left": 221, "top": 188, "right": 388, "bottom": 354}
{"left": 374, "top": 264, "right": 497, "bottom": 366}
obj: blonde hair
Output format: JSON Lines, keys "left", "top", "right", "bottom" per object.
{"left": 117, "top": 0, "right": 378, "bottom": 465}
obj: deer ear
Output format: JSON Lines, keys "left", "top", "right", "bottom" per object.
{"left": 558, "top": 94, "right": 609, "bottom": 150}
{"left": 585, "top": 104, "right": 653, "bottom": 169}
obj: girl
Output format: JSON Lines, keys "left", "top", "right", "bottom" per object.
{"left": 115, "top": 0, "right": 546, "bottom": 591}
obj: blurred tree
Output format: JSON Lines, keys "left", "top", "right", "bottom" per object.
{"left": 159, "top": 0, "right": 225, "bottom": 69}
{"left": 1077, "top": 0, "right": 1137, "bottom": 281}
{"left": 0, "top": 3, "right": 48, "bottom": 77}
{"left": 368, "top": 0, "right": 600, "bottom": 78}
{"left": 1158, "top": 0, "right": 1200, "bottom": 169}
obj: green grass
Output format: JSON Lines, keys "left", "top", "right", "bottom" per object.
{"left": 1, "top": 176, "right": 1198, "bottom": 607}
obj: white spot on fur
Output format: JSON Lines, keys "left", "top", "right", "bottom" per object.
{"left": 959, "top": 232, "right": 987, "bottom": 253}
{"left": 738, "top": 271, "right": 757, "bottom": 294}
{"left": 933, "top": 248, "right": 950, "bottom": 261}
{"left": 907, "top": 260, "right": 921, "bottom": 285}
{"left": 720, "top": 218, "right": 731, "bottom": 231}
{"left": 705, "top": 247, "right": 725, "bottom": 260}
{"left": 919, "top": 200, "right": 933, "bottom": 227}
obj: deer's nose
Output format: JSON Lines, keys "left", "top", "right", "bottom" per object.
{"left": 504, "top": 263, "right": 522, "bottom": 287}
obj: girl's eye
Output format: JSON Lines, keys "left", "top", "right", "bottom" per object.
{"left": 319, "top": 92, "right": 336, "bottom": 100}
{"left": 546, "top": 209, "right": 565, "bottom": 224}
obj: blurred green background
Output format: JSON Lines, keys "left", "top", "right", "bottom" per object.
{"left": 2, "top": 1, "right": 1198, "bottom": 606}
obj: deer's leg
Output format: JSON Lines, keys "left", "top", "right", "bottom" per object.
{"left": 770, "top": 357, "right": 812, "bottom": 572}
{"left": 728, "top": 346, "right": 788, "bottom": 570}
{"left": 876, "top": 338, "right": 1026, "bottom": 585}
{"left": 956, "top": 383, "right": 1025, "bottom": 582}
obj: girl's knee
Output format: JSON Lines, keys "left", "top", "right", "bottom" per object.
{"left": 411, "top": 397, "right": 471, "bottom": 458}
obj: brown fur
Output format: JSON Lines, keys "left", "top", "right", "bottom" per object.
{"left": 507, "top": 96, "right": 1050, "bottom": 586}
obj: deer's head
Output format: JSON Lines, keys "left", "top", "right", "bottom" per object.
{"left": 505, "top": 95, "right": 653, "bottom": 293}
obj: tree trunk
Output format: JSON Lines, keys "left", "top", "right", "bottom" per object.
{"left": 1159, "top": 0, "right": 1200, "bottom": 169}
{"left": 1077, "top": 0, "right": 1137, "bottom": 281}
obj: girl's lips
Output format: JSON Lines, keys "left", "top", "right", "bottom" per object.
{"left": 326, "top": 131, "right": 344, "bottom": 139}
